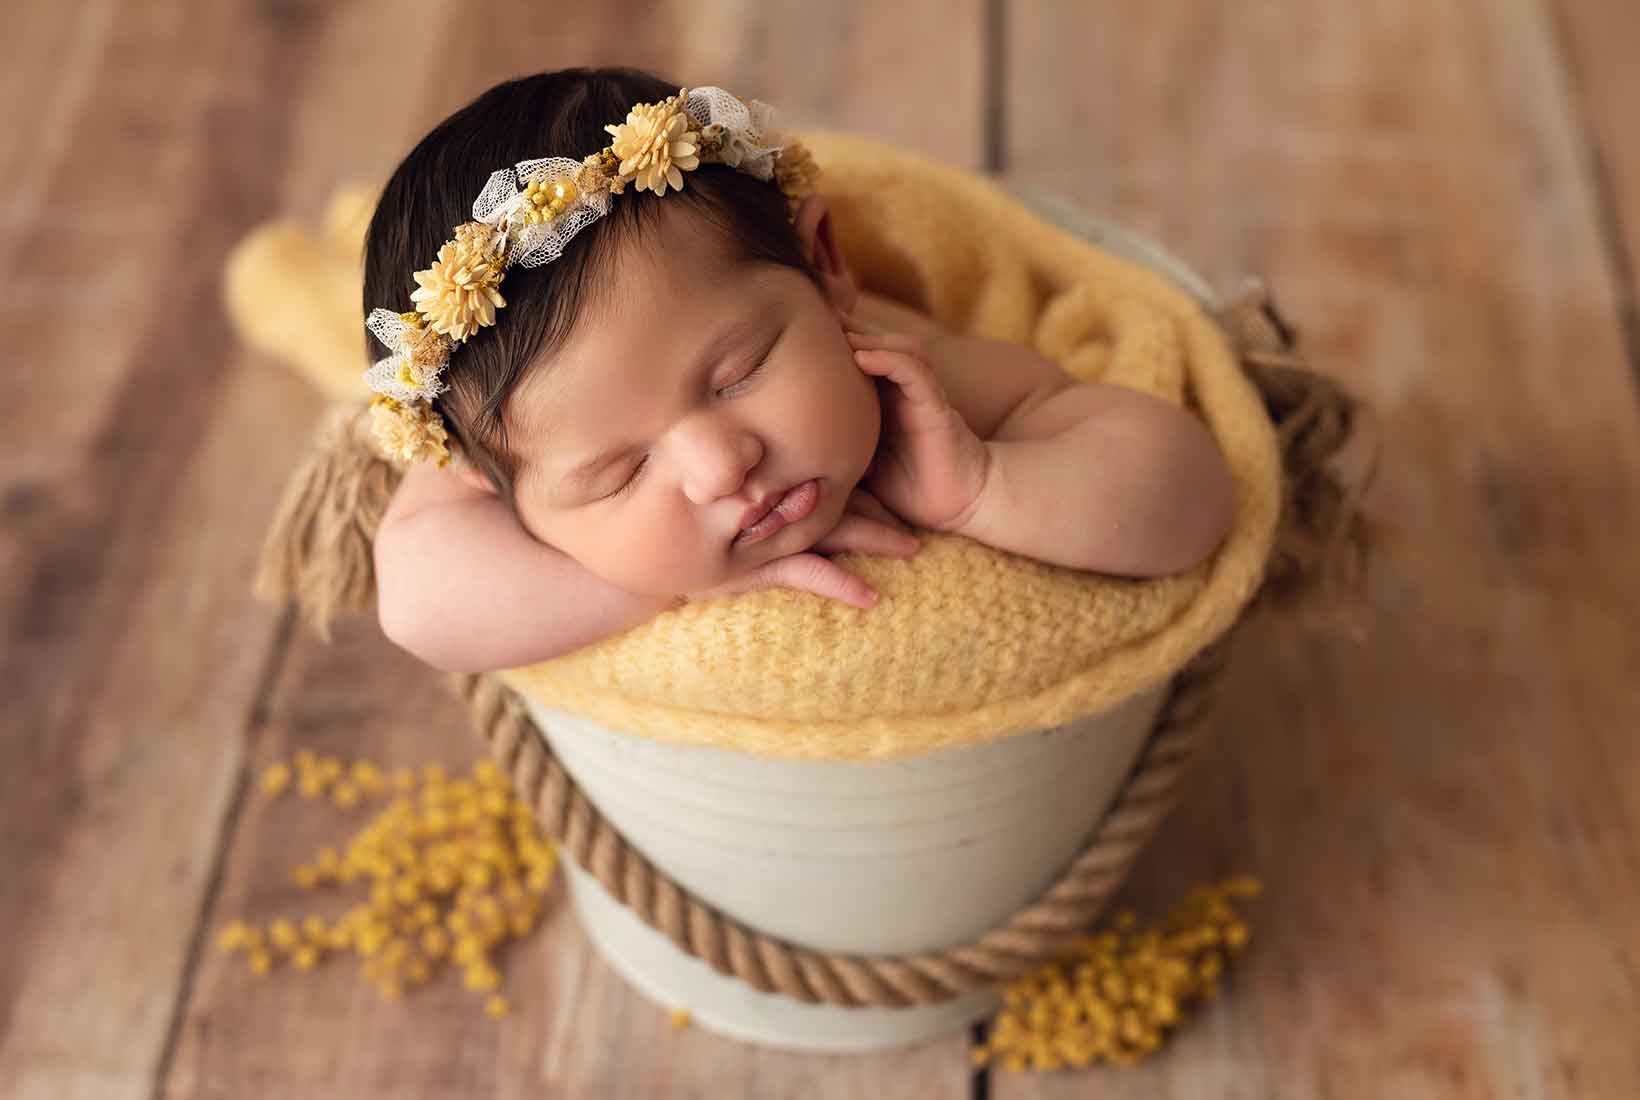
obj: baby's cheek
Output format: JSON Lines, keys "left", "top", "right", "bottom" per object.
{"left": 616, "top": 515, "right": 730, "bottom": 597}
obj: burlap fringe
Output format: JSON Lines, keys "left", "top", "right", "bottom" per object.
{"left": 1212, "top": 277, "right": 1380, "bottom": 637}
{"left": 252, "top": 403, "right": 401, "bottom": 640}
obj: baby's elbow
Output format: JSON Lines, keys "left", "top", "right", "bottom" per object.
{"left": 1114, "top": 411, "right": 1235, "bottom": 577}
{"left": 1159, "top": 424, "right": 1236, "bottom": 573}
{"left": 377, "top": 595, "right": 487, "bottom": 675}
{"left": 374, "top": 530, "right": 475, "bottom": 674}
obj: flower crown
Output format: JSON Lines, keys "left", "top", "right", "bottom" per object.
{"left": 362, "top": 85, "right": 822, "bottom": 469}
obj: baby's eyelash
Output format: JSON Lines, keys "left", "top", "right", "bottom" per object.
{"left": 610, "top": 455, "right": 647, "bottom": 498}
{"left": 716, "top": 356, "right": 768, "bottom": 397}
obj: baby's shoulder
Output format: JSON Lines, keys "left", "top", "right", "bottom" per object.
{"left": 382, "top": 457, "right": 493, "bottom": 529}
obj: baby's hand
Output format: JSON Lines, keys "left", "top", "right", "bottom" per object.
{"left": 680, "top": 487, "right": 919, "bottom": 610}
{"left": 844, "top": 314, "right": 992, "bottom": 533}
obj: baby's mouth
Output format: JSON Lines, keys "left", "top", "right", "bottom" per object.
{"left": 733, "top": 479, "right": 822, "bottom": 547}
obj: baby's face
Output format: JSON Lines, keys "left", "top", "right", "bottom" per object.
{"left": 505, "top": 202, "right": 880, "bottom": 598}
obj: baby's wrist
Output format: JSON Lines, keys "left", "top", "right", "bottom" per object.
{"left": 938, "top": 441, "right": 1000, "bottom": 539}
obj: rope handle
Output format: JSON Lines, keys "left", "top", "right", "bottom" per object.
{"left": 449, "top": 276, "right": 1377, "bottom": 1007}
{"left": 457, "top": 642, "right": 1229, "bottom": 1008}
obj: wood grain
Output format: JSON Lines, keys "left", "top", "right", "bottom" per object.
{"left": 0, "top": 0, "right": 330, "bottom": 1096}
{"left": 999, "top": 1, "right": 1640, "bottom": 1096}
{"left": 1551, "top": 0, "right": 1640, "bottom": 390}
{"left": 4, "top": 0, "right": 1637, "bottom": 1095}
{"left": 0, "top": 2, "right": 984, "bottom": 1100}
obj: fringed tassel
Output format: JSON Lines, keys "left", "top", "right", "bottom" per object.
{"left": 1214, "top": 279, "right": 1382, "bottom": 635}
{"left": 254, "top": 403, "right": 403, "bottom": 640}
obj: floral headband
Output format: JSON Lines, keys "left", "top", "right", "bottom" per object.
{"left": 362, "top": 85, "right": 821, "bottom": 469}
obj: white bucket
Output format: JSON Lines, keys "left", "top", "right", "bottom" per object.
{"left": 522, "top": 203, "right": 1219, "bottom": 1053}
{"left": 524, "top": 681, "right": 1169, "bottom": 1052}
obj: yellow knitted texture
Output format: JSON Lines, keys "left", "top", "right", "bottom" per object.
{"left": 224, "top": 131, "right": 1281, "bottom": 762}
{"left": 500, "top": 132, "right": 1280, "bottom": 760}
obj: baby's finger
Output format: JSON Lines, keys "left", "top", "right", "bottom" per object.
{"left": 812, "top": 512, "right": 920, "bottom": 558}
{"left": 853, "top": 347, "right": 950, "bottom": 412}
{"left": 762, "top": 552, "right": 881, "bottom": 609}
{"left": 840, "top": 311, "right": 883, "bottom": 335}
{"left": 845, "top": 329, "right": 927, "bottom": 359}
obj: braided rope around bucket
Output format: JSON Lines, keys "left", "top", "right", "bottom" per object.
{"left": 451, "top": 283, "right": 1375, "bottom": 1010}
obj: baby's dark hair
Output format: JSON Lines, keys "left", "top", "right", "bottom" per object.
{"left": 362, "top": 67, "right": 823, "bottom": 509}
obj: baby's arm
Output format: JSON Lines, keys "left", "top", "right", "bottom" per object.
{"left": 848, "top": 315, "right": 1235, "bottom": 576}
{"left": 959, "top": 379, "right": 1236, "bottom": 575}
{"left": 374, "top": 461, "right": 676, "bottom": 674}
{"left": 374, "top": 461, "right": 919, "bottom": 675}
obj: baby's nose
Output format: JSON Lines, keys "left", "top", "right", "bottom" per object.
{"left": 679, "top": 421, "right": 763, "bottom": 504}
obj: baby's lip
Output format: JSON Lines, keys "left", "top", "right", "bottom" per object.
{"left": 737, "top": 485, "right": 793, "bottom": 533}
{"left": 733, "top": 479, "right": 821, "bottom": 548}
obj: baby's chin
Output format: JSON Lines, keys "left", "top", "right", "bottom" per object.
{"left": 606, "top": 471, "right": 867, "bottom": 599}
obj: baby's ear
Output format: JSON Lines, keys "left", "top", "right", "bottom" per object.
{"left": 792, "top": 194, "right": 858, "bottom": 315}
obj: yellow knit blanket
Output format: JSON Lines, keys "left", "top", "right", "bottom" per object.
{"left": 227, "top": 131, "right": 1280, "bottom": 761}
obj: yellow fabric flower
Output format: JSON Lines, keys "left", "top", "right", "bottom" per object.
{"left": 410, "top": 223, "right": 507, "bottom": 342}
{"left": 369, "top": 394, "right": 451, "bottom": 468}
{"left": 605, "top": 90, "right": 701, "bottom": 197}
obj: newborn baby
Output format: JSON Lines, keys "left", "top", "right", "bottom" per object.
{"left": 365, "top": 70, "right": 1235, "bottom": 674}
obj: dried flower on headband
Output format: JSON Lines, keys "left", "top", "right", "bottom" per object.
{"left": 363, "top": 85, "right": 820, "bottom": 469}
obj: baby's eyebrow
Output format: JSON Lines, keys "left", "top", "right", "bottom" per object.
{"left": 555, "top": 309, "right": 773, "bottom": 492}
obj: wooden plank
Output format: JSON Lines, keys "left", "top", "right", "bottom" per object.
{"left": 997, "top": 0, "right": 1640, "bottom": 1095}
{"left": 1551, "top": 0, "right": 1640, "bottom": 366}
{"left": 0, "top": 0, "right": 333, "bottom": 1095}
{"left": 160, "top": 1, "right": 990, "bottom": 1095}
{"left": 267, "top": 0, "right": 989, "bottom": 231}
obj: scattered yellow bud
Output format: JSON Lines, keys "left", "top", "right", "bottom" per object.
{"left": 463, "top": 965, "right": 500, "bottom": 991}
{"left": 269, "top": 919, "right": 300, "bottom": 950}
{"left": 260, "top": 763, "right": 292, "bottom": 798}
{"left": 976, "top": 875, "right": 1260, "bottom": 1072}
{"left": 218, "top": 754, "right": 556, "bottom": 1021}
{"left": 215, "top": 921, "right": 251, "bottom": 952}
{"left": 421, "top": 927, "right": 451, "bottom": 958}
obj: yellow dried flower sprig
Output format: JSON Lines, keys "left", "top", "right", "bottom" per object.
{"left": 410, "top": 223, "right": 508, "bottom": 343}
{"left": 364, "top": 84, "right": 817, "bottom": 469}
{"left": 605, "top": 90, "right": 700, "bottom": 197}
{"left": 217, "top": 754, "right": 557, "bottom": 1020}
{"left": 971, "top": 876, "right": 1262, "bottom": 1073}
{"left": 368, "top": 394, "right": 451, "bottom": 468}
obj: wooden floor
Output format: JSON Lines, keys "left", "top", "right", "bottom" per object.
{"left": 4, "top": 1, "right": 1638, "bottom": 1096}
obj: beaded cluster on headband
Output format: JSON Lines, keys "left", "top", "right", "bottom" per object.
{"left": 362, "top": 85, "right": 821, "bottom": 469}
